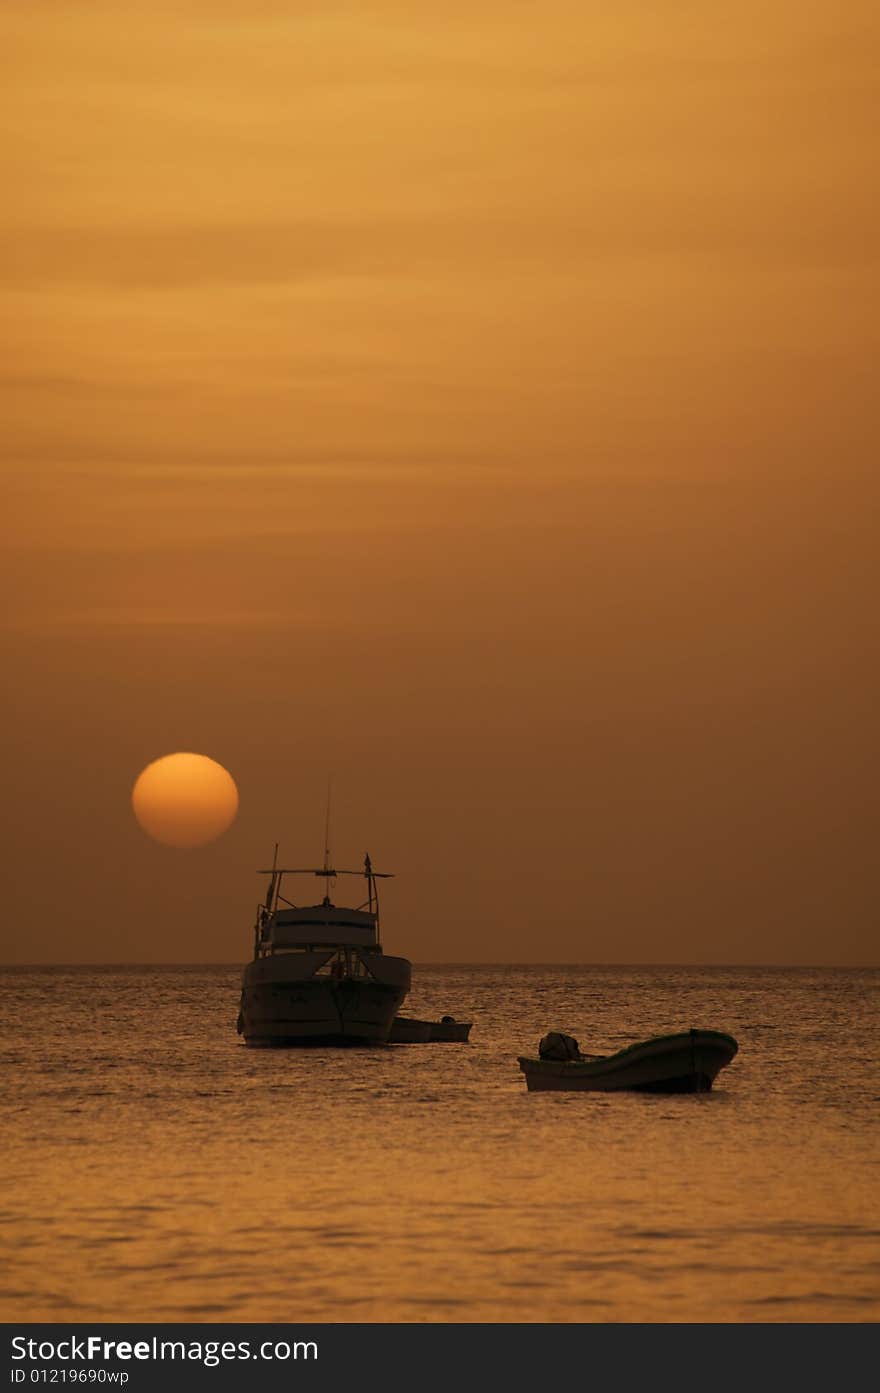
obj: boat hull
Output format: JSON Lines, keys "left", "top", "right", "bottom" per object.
{"left": 518, "top": 1030, "right": 738, "bottom": 1093}
{"left": 388, "top": 1016, "right": 432, "bottom": 1043}
{"left": 389, "top": 1017, "right": 473, "bottom": 1043}
{"left": 429, "top": 1020, "right": 471, "bottom": 1042}
{"left": 240, "top": 976, "right": 407, "bottom": 1047}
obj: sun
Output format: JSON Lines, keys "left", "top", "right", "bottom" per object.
{"left": 131, "top": 752, "right": 239, "bottom": 848}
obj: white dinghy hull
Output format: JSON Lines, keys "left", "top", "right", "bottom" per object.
{"left": 518, "top": 1029, "right": 738, "bottom": 1093}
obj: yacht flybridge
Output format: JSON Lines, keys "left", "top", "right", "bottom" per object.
{"left": 237, "top": 849, "right": 411, "bottom": 1046}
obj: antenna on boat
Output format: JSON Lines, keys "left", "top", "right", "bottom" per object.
{"left": 365, "top": 852, "right": 374, "bottom": 918}
{"left": 254, "top": 841, "right": 280, "bottom": 959}
{"left": 364, "top": 851, "right": 385, "bottom": 934}
{"left": 321, "top": 778, "right": 335, "bottom": 904}
{"left": 267, "top": 841, "right": 279, "bottom": 912}
{"left": 322, "top": 777, "right": 333, "bottom": 875}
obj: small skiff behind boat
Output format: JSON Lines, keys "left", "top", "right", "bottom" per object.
{"left": 389, "top": 1015, "right": 473, "bottom": 1043}
{"left": 429, "top": 1017, "right": 471, "bottom": 1042}
{"left": 388, "top": 1016, "right": 432, "bottom": 1043}
{"left": 518, "top": 1028, "right": 738, "bottom": 1093}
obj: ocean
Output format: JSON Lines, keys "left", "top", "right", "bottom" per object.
{"left": 1, "top": 964, "right": 877, "bottom": 1323}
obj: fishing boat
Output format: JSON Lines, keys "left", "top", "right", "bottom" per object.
{"left": 237, "top": 847, "right": 411, "bottom": 1046}
{"left": 388, "top": 1015, "right": 472, "bottom": 1043}
{"left": 518, "top": 1029, "right": 738, "bottom": 1093}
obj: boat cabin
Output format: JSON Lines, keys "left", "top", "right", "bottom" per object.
{"left": 253, "top": 851, "right": 393, "bottom": 966}
{"left": 263, "top": 903, "right": 378, "bottom": 951}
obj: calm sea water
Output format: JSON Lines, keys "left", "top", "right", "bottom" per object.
{"left": 1, "top": 965, "right": 877, "bottom": 1323}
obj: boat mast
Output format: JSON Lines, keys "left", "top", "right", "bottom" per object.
{"left": 365, "top": 852, "right": 382, "bottom": 938}
{"left": 254, "top": 841, "right": 279, "bottom": 959}
{"left": 268, "top": 841, "right": 279, "bottom": 912}
{"left": 321, "top": 778, "right": 333, "bottom": 904}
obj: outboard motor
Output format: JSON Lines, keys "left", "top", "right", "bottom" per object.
{"left": 538, "top": 1031, "right": 581, "bottom": 1061}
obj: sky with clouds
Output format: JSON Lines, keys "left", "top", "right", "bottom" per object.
{"left": 1, "top": 1, "right": 877, "bottom": 963}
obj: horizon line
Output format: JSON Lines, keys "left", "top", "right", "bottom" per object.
{"left": 1, "top": 960, "right": 876, "bottom": 971}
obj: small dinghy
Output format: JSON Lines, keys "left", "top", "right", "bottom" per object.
{"left": 389, "top": 1015, "right": 473, "bottom": 1043}
{"left": 429, "top": 1016, "right": 471, "bottom": 1042}
{"left": 389, "top": 1016, "right": 432, "bottom": 1043}
{"left": 518, "top": 1028, "right": 738, "bottom": 1093}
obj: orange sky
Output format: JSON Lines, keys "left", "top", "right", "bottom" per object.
{"left": 2, "top": 1, "right": 877, "bottom": 964}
